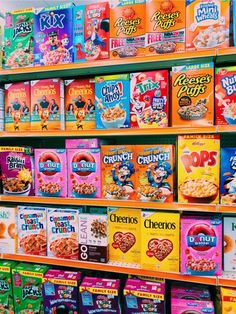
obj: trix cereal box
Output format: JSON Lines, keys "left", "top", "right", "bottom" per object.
{"left": 171, "top": 63, "right": 214, "bottom": 127}
{"left": 221, "top": 287, "right": 236, "bottom": 314}
{"left": 0, "top": 260, "right": 16, "bottom": 313}
{"left": 171, "top": 299, "right": 215, "bottom": 314}
{"left": 35, "top": 149, "right": 67, "bottom": 198}
{"left": 65, "top": 79, "right": 96, "bottom": 130}
{"left": 178, "top": 135, "right": 220, "bottom": 204}
{"left": 146, "top": 0, "right": 185, "bottom": 55}
{"left": 31, "top": 79, "right": 64, "bottom": 131}
{"left": 220, "top": 148, "right": 236, "bottom": 204}
{"left": 141, "top": 211, "right": 180, "bottom": 272}
{"left": 5, "top": 82, "right": 30, "bottom": 132}
{"left": 0, "top": 207, "right": 17, "bottom": 254}
{"left": 95, "top": 74, "right": 130, "bottom": 129}
{"left": 4, "top": 8, "right": 34, "bottom": 69}
{"left": 17, "top": 206, "right": 46, "bottom": 256}
{"left": 186, "top": 0, "right": 230, "bottom": 50}
{"left": 223, "top": 217, "right": 236, "bottom": 271}
{"left": 130, "top": 70, "right": 169, "bottom": 128}
{"left": 34, "top": 3, "right": 74, "bottom": 66}
{"left": 181, "top": 215, "right": 222, "bottom": 276}
{"left": 135, "top": 145, "right": 175, "bottom": 202}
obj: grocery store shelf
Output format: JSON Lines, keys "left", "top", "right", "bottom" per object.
{"left": 218, "top": 272, "right": 236, "bottom": 288}
{"left": 218, "top": 204, "right": 236, "bottom": 213}
{"left": 218, "top": 125, "right": 236, "bottom": 133}
{"left": 217, "top": 47, "right": 236, "bottom": 64}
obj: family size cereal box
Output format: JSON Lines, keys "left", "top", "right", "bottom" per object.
{"left": 65, "top": 79, "right": 96, "bottom": 130}
{"left": 135, "top": 145, "right": 175, "bottom": 202}
{"left": 66, "top": 138, "right": 100, "bottom": 149}
{"left": 31, "top": 79, "right": 64, "bottom": 131}
{"left": 181, "top": 215, "right": 222, "bottom": 276}
{"left": 220, "top": 148, "right": 236, "bottom": 204}
{"left": 171, "top": 299, "right": 215, "bottom": 314}
{"left": 0, "top": 260, "right": 16, "bottom": 313}
{"left": 221, "top": 287, "right": 236, "bottom": 314}
{"left": 35, "top": 149, "right": 67, "bottom": 197}
{"left": 186, "top": 0, "right": 230, "bottom": 51}
{"left": 95, "top": 74, "right": 130, "bottom": 129}
{"left": 178, "top": 134, "right": 220, "bottom": 203}
{"left": 5, "top": 82, "right": 30, "bottom": 132}
{"left": 146, "top": 0, "right": 185, "bottom": 55}
{"left": 171, "top": 284, "right": 211, "bottom": 300}
{"left": 17, "top": 206, "right": 46, "bottom": 256}
{"left": 130, "top": 70, "right": 169, "bottom": 128}
{"left": 223, "top": 217, "right": 236, "bottom": 271}
{"left": 141, "top": 211, "right": 180, "bottom": 272}
{"left": 171, "top": 63, "right": 214, "bottom": 127}
{"left": 0, "top": 207, "right": 17, "bottom": 254}
{"left": 34, "top": 3, "right": 74, "bottom": 66}
{"left": 108, "top": 207, "right": 141, "bottom": 266}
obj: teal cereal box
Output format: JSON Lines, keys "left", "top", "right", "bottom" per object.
{"left": 0, "top": 260, "right": 17, "bottom": 313}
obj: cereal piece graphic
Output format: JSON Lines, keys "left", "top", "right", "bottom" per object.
{"left": 113, "top": 232, "right": 136, "bottom": 253}
{"left": 148, "top": 238, "right": 173, "bottom": 261}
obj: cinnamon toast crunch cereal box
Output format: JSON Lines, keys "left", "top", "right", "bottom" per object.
{"left": 0, "top": 206, "right": 17, "bottom": 254}
{"left": 0, "top": 260, "right": 16, "bottom": 313}
{"left": 178, "top": 134, "right": 220, "bottom": 204}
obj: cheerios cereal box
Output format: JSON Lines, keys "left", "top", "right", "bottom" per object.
{"left": 0, "top": 260, "right": 16, "bottom": 313}
{"left": 186, "top": 0, "right": 230, "bottom": 51}
{"left": 0, "top": 206, "right": 17, "bottom": 254}
{"left": 223, "top": 217, "right": 236, "bottom": 271}
{"left": 108, "top": 207, "right": 141, "bottom": 266}
{"left": 221, "top": 287, "right": 236, "bottom": 314}
{"left": 171, "top": 63, "right": 214, "bottom": 127}
{"left": 141, "top": 211, "right": 180, "bottom": 272}
{"left": 178, "top": 134, "right": 220, "bottom": 204}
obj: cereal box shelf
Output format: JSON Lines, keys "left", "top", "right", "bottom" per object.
{"left": 218, "top": 125, "right": 236, "bottom": 133}
{"left": 218, "top": 272, "right": 236, "bottom": 288}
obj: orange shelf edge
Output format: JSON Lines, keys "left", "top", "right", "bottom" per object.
{"left": 217, "top": 47, "right": 236, "bottom": 56}
{"left": 218, "top": 125, "right": 236, "bottom": 133}
{"left": 218, "top": 204, "right": 236, "bottom": 213}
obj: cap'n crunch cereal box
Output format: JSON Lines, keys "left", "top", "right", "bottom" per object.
{"left": 221, "top": 287, "right": 236, "bottom": 314}
{"left": 0, "top": 260, "right": 16, "bottom": 313}
{"left": 220, "top": 148, "right": 236, "bottom": 204}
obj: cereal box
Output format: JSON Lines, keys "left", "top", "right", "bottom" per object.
{"left": 178, "top": 134, "right": 220, "bottom": 203}
{"left": 31, "top": 79, "right": 64, "bottom": 131}
{"left": 186, "top": 0, "right": 230, "bottom": 51}
{"left": 5, "top": 82, "right": 30, "bottom": 131}
{"left": 35, "top": 149, "right": 67, "bottom": 198}
{"left": 141, "top": 211, "right": 180, "bottom": 272}
{"left": 221, "top": 287, "right": 236, "bottom": 314}
{"left": 0, "top": 207, "right": 17, "bottom": 254}
{"left": 181, "top": 215, "right": 222, "bottom": 276}
{"left": 47, "top": 208, "right": 79, "bottom": 259}
{"left": 171, "top": 284, "right": 211, "bottom": 300}
{"left": 0, "top": 88, "right": 4, "bottom": 131}
{"left": 0, "top": 260, "right": 16, "bottom": 313}
{"left": 108, "top": 207, "right": 141, "bottom": 266}
{"left": 73, "top": 5, "right": 86, "bottom": 63}
{"left": 17, "top": 206, "right": 46, "bottom": 256}
{"left": 220, "top": 148, "right": 236, "bottom": 204}
{"left": 95, "top": 74, "right": 130, "bottom": 129}
{"left": 135, "top": 145, "right": 175, "bottom": 202}
{"left": 66, "top": 138, "right": 100, "bottom": 149}
{"left": 65, "top": 79, "right": 96, "bottom": 130}
{"left": 171, "top": 63, "right": 214, "bottom": 127}
{"left": 223, "top": 217, "right": 236, "bottom": 271}
{"left": 130, "top": 70, "right": 169, "bottom": 128}
{"left": 34, "top": 3, "right": 74, "bottom": 66}
{"left": 171, "top": 299, "right": 215, "bottom": 314}
{"left": 101, "top": 145, "right": 136, "bottom": 200}
{"left": 234, "top": 1, "right": 236, "bottom": 46}
{"left": 4, "top": 8, "right": 34, "bottom": 69}
{"left": 146, "top": 0, "right": 185, "bottom": 55}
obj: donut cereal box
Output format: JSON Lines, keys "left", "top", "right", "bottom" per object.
{"left": 221, "top": 287, "right": 236, "bottom": 314}
{"left": 186, "top": 0, "right": 230, "bottom": 51}
{"left": 220, "top": 148, "right": 236, "bottom": 204}
{"left": 5, "top": 82, "right": 31, "bottom": 132}
{"left": 171, "top": 299, "right": 215, "bottom": 314}
{"left": 171, "top": 284, "right": 211, "bottom": 300}
{"left": 171, "top": 63, "right": 214, "bottom": 127}
{"left": 223, "top": 217, "right": 236, "bottom": 271}
{"left": 0, "top": 260, "right": 17, "bottom": 313}
{"left": 141, "top": 211, "right": 180, "bottom": 272}
{"left": 130, "top": 70, "right": 169, "bottom": 128}
{"left": 178, "top": 134, "right": 220, "bottom": 204}
{"left": 0, "top": 207, "right": 17, "bottom": 254}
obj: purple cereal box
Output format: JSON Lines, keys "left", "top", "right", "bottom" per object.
{"left": 171, "top": 284, "right": 211, "bottom": 301}
{"left": 66, "top": 138, "right": 100, "bottom": 149}
{"left": 171, "top": 299, "right": 215, "bottom": 314}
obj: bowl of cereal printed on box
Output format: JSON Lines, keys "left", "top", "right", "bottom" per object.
{"left": 193, "top": 25, "right": 229, "bottom": 49}
{"left": 3, "top": 170, "right": 32, "bottom": 196}
{"left": 101, "top": 103, "right": 127, "bottom": 129}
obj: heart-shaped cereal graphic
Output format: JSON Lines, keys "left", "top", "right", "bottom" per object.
{"left": 113, "top": 232, "right": 136, "bottom": 253}
{"left": 148, "top": 238, "right": 173, "bottom": 261}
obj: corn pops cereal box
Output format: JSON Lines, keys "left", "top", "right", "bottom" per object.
{"left": 130, "top": 70, "right": 169, "bottom": 128}
{"left": 146, "top": 0, "right": 185, "bottom": 55}
{"left": 135, "top": 145, "right": 174, "bottom": 202}
{"left": 186, "top": 0, "right": 230, "bottom": 51}
{"left": 0, "top": 207, "right": 17, "bottom": 254}
{"left": 171, "top": 63, "right": 214, "bottom": 127}
{"left": 31, "top": 79, "right": 64, "bottom": 131}
{"left": 223, "top": 217, "right": 236, "bottom": 271}
{"left": 178, "top": 134, "right": 220, "bottom": 204}
{"left": 141, "top": 211, "right": 180, "bottom": 272}
{"left": 5, "top": 82, "right": 30, "bottom": 132}
{"left": 0, "top": 260, "right": 16, "bottom": 313}
{"left": 110, "top": 0, "right": 146, "bottom": 59}
{"left": 108, "top": 207, "right": 141, "bottom": 266}
{"left": 221, "top": 287, "right": 236, "bottom": 314}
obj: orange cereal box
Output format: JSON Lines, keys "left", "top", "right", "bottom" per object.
{"left": 186, "top": 0, "right": 230, "bottom": 51}
{"left": 171, "top": 63, "right": 214, "bottom": 127}
{"left": 146, "top": 0, "right": 185, "bottom": 55}
{"left": 110, "top": 0, "right": 146, "bottom": 59}
{"left": 178, "top": 134, "right": 220, "bottom": 204}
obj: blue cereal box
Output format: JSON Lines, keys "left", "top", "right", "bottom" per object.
{"left": 95, "top": 74, "right": 130, "bottom": 129}
{"left": 221, "top": 148, "right": 236, "bottom": 204}
{"left": 73, "top": 5, "right": 86, "bottom": 63}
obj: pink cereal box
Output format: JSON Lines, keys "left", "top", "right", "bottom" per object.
{"left": 181, "top": 215, "right": 222, "bottom": 276}
{"left": 35, "top": 149, "right": 67, "bottom": 198}
{"left": 171, "top": 284, "right": 211, "bottom": 301}
{"left": 171, "top": 299, "right": 215, "bottom": 314}
{"left": 66, "top": 138, "right": 100, "bottom": 149}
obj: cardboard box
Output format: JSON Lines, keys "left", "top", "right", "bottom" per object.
{"left": 220, "top": 148, "right": 236, "bottom": 204}
{"left": 0, "top": 260, "right": 16, "bottom": 313}
{"left": 223, "top": 217, "right": 236, "bottom": 271}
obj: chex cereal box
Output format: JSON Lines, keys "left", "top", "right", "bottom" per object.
{"left": 171, "top": 299, "right": 215, "bottom": 314}
{"left": 130, "top": 70, "right": 169, "bottom": 128}
{"left": 34, "top": 3, "right": 74, "bottom": 66}
{"left": 186, "top": 0, "right": 230, "bottom": 51}
{"left": 95, "top": 74, "right": 130, "bottom": 129}
{"left": 220, "top": 148, "right": 236, "bottom": 204}
{"left": 108, "top": 207, "right": 141, "bottom": 266}
{"left": 146, "top": 0, "right": 185, "bottom": 55}
{"left": 135, "top": 145, "right": 175, "bottom": 202}
{"left": 31, "top": 79, "right": 64, "bottom": 131}
{"left": 171, "top": 63, "right": 214, "bottom": 127}
{"left": 65, "top": 79, "right": 96, "bottom": 130}
{"left": 17, "top": 206, "right": 46, "bottom": 256}
{"left": 0, "top": 207, "right": 17, "bottom": 254}
{"left": 0, "top": 260, "right": 16, "bottom": 313}
{"left": 221, "top": 287, "right": 236, "bottom": 314}
{"left": 223, "top": 217, "right": 236, "bottom": 271}
{"left": 178, "top": 134, "right": 220, "bottom": 204}
{"left": 5, "top": 82, "right": 30, "bottom": 132}
{"left": 141, "top": 211, "right": 180, "bottom": 272}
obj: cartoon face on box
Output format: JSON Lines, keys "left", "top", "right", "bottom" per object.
{"left": 220, "top": 148, "right": 236, "bottom": 204}
{"left": 0, "top": 207, "right": 17, "bottom": 254}
{"left": 223, "top": 217, "right": 236, "bottom": 272}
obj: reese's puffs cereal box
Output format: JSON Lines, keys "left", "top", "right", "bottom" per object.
{"left": 178, "top": 134, "right": 220, "bottom": 204}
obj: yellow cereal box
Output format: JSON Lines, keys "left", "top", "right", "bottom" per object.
{"left": 178, "top": 134, "right": 220, "bottom": 204}
{"left": 108, "top": 207, "right": 141, "bottom": 266}
{"left": 141, "top": 211, "right": 180, "bottom": 272}
{"left": 221, "top": 287, "right": 236, "bottom": 314}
